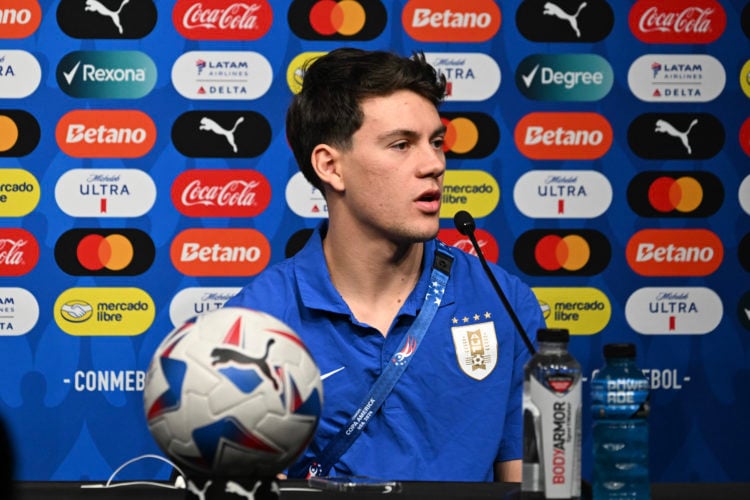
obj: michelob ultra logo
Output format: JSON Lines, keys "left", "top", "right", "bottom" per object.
{"left": 56, "top": 109, "right": 156, "bottom": 158}
{"left": 173, "top": 0, "right": 273, "bottom": 40}
{"left": 55, "top": 168, "right": 156, "bottom": 218}
{"left": 0, "top": 287, "right": 39, "bottom": 336}
{"left": 56, "top": 50, "right": 157, "bottom": 99}
{"left": 286, "top": 172, "right": 328, "bottom": 218}
{"left": 629, "top": 0, "right": 726, "bottom": 44}
{"left": 533, "top": 287, "right": 611, "bottom": 335}
{"left": 54, "top": 287, "right": 155, "bottom": 336}
{"left": 288, "top": 0, "right": 386, "bottom": 40}
{"left": 0, "top": 168, "right": 39, "bottom": 217}
{"left": 627, "top": 171, "right": 723, "bottom": 218}
{"left": 515, "top": 112, "right": 613, "bottom": 160}
{"left": 402, "top": 0, "right": 501, "bottom": 42}
{"left": 0, "top": 110, "right": 40, "bottom": 157}
{"left": 440, "top": 112, "right": 499, "bottom": 159}
{"left": 425, "top": 52, "right": 501, "bottom": 102}
{"left": 168, "top": 286, "right": 242, "bottom": 328}
{"left": 0, "top": 0, "right": 42, "bottom": 39}
{"left": 514, "top": 229, "right": 611, "bottom": 276}
{"left": 515, "top": 54, "right": 613, "bottom": 101}
{"left": 628, "top": 54, "right": 725, "bottom": 102}
{"left": 625, "top": 287, "right": 722, "bottom": 335}
{"left": 626, "top": 229, "right": 723, "bottom": 276}
{"left": 170, "top": 228, "right": 271, "bottom": 276}
{"left": 440, "top": 170, "right": 499, "bottom": 219}
{"left": 0, "top": 50, "right": 41, "bottom": 98}
{"left": 513, "top": 170, "right": 612, "bottom": 219}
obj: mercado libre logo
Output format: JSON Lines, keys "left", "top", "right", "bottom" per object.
{"left": 628, "top": 112, "right": 724, "bottom": 160}
{"left": 0, "top": 228, "right": 39, "bottom": 277}
{"left": 54, "top": 287, "right": 155, "bottom": 336}
{"left": 57, "top": 0, "right": 156, "bottom": 39}
{"left": 171, "top": 110, "right": 271, "bottom": 158}
{"left": 56, "top": 50, "right": 157, "bottom": 99}
{"left": 0, "top": 110, "right": 40, "bottom": 157}
{"left": 288, "top": 0, "right": 386, "bottom": 40}
{"left": 533, "top": 287, "right": 611, "bottom": 335}
{"left": 515, "top": 0, "right": 614, "bottom": 43}
{"left": 741, "top": 60, "right": 750, "bottom": 99}
{"left": 513, "top": 229, "right": 611, "bottom": 276}
{"left": 173, "top": 0, "right": 272, "bottom": 41}
{"left": 440, "top": 112, "right": 499, "bottom": 159}
{"left": 402, "top": 0, "right": 501, "bottom": 42}
{"left": 627, "top": 171, "right": 723, "bottom": 218}
{"left": 626, "top": 229, "right": 723, "bottom": 277}
{"left": 0, "top": 0, "right": 42, "bottom": 39}
{"left": 54, "top": 228, "right": 155, "bottom": 276}
{"left": 0, "top": 168, "right": 40, "bottom": 217}
{"left": 628, "top": 0, "right": 726, "bottom": 44}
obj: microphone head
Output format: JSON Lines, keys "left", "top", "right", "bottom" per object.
{"left": 453, "top": 210, "right": 476, "bottom": 236}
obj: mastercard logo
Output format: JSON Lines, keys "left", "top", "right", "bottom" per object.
{"left": 440, "top": 112, "right": 499, "bottom": 159}
{"left": 55, "top": 229, "right": 155, "bottom": 276}
{"left": 514, "top": 229, "right": 610, "bottom": 276}
{"left": 0, "top": 110, "right": 40, "bottom": 157}
{"left": 627, "top": 171, "right": 723, "bottom": 218}
{"left": 288, "top": 0, "right": 386, "bottom": 40}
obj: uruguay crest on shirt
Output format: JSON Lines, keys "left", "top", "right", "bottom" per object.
{"left": 450, "top": 317, "right": 498, "bottom": 380}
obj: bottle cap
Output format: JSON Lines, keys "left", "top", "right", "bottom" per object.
{"left": 603, "top": 343, "right": 636, "bottom": 358}
{"left": 537, "top": 328, "right": 569, "bottom": 343}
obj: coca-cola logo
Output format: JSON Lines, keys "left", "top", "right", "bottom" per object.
{"left": 173, "top": 0, "right": 272, "bottom": 40}
{"left": 0, "top": 228, "right": 39, "bottom": 276}
{"left": 438, "top": 228, "right": 499, "bottom": 263}
{"left": 629, "top": 0, "right": 725, "bottom": 43}
{"left": 171, "top": 169, "right": 271, "bottom": 217}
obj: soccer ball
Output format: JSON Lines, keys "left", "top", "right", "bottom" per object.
{"left": 143, "top": 307, "right": 323, "bottom": 478}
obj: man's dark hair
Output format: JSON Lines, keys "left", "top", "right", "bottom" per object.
{"left": 285, "top": 48, "right": 447, "bottom": 193}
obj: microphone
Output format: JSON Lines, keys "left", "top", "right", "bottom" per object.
{"left": 453, "top": 210, "right": 537, "bottom": 356}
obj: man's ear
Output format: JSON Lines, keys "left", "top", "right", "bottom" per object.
{"left": 311, "top": 144, "right": 345, "bottom": 193}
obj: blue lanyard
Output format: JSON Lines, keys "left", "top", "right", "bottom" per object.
{"left": 300, "top": 242, "right": 454, "bottom": 479}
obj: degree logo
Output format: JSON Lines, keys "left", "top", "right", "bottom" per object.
{"left": 515, "top": 112, "right": 612, "bottom": 160}
{"left": 288, "top": 0, "right": 386, "bottom": 40}
{"left": 627, "top": 113, "right": 724, "bottom": 160}
{"left": 440, "top": 112, "right": 499, "bottom": 159}
{"left": 513, "top": 170, "right": 612, "bottom": 219}
{"left": 440, "top": 170, "right": 500, "bottom": 219}
{"left": 0, "top": 168, "right": 40, "bottom": 217}
{"left": 532, "top": 287, "right": 611, "bottom": 335}
{"left": 286, "top": 51, "right": 326, "bottom": 94}
{"left": 57, "top": 0, "right": 156, "bottom": 39}
{"left": 171, "top": 169, "right": 271, "bottom": 218}
{"left": 629, "top": 0, "right": 726, "bottom": 44}
{"left": 438, "top": 228, "right": 499, "bottom": 264}
{"left": 0, "top": 228, "right": 39, "bottom": 276}
{"left": 626, "top": 229, "right": 723, "bottom": 276}
{"left": 56, "top": 109, "right": 156, "bottom": 158}
{"left": 170, "top": 228, "right": 271, "bottom": 277}
{"left": 171, "top": 110, "right": 271, "bottom": 158}
{"left": 55, "top": 229, "right": 155, "bottom": 276}
{"left": 0, "top": 287, "right": 39, "bottom": 336}
{"left": 515, "top": 54, "right": 613, "bottom": 102}
{"left": 516, "top": 0, "right": 613, "bottom": 43}
{"left": 173, "top": 0, "right": 272, "bottom": 40}
{"left": 625, "top": 287, "right": 722, "bottom": 335}
{"left": 0, "top": 110, "right": 40, "bottom": 157}
{"left": 0, "top": 0, "right": 41, "bottom": 38}
{"left": 402, "top": 0, "right": 500, "bottom": 42}
{"left": 514, "top": 229, "right": 610, "bottom": 276}
{"left": 627, "top": 171, "right": 723, "bottom": 218}
{"left": 54, "top": 287, "right": 155, "bottom": 336}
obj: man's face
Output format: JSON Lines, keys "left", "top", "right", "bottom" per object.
{"left": 335, "top": 89, "right": 446, "bottom": 243}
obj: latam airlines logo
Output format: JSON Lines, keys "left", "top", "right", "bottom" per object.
{"left": 0, "top": 0, "right": 42, "bottom": 38}
{"left": 57, "top": 51, "right": 157, "bottom": 98}
{"left": 628, "top": 113, "right": 724, "bottom": 160}
{"left": 289, "top": 0, "right": 386, "bottom": 40}
{"left": 0, "top": 50, "right": 41, "bottom": 98}
{"left": 425, "top": 52, "right": 501, "bottom": 102}
{"left": 55, "top": 229, "right": 155, "bottom": 276}
{"left": 629, "top": 0, "right": 726, "bottom": 44}
{"left": 0, "top": 288, "right": 39, "bottom": 336}
{"left": 513, "top": 170, "right": 612, "bottom": 219}
{"left": 0, "top": 228, "right": 39, "bottom": 276}
{"left": 57, "top": 0, "right": 156, "bottom": 39}
{"left": 171, "top": 110, "right": 271, "bottom": 158}
{"left": 286, "top": 172, "right": 327, "bottom": 218}
{"left": 56, "top": 110, "right": 156, "bottom": 158}
{"left": 516, "top": 0, "right": 613, "bottom": 42}
{"left": 402, "top": 0, "right": 501, "bottom": 42}
{"left": 626, "top": 229, "right": 723, "bottom": 276}
{"left": 515, "top": 54, "right": 613, "bottom": 101}
{"left": 0, "top": 110, "right": 40, "bottom": 157}
{"left": 171, "top": 51, "right": 272, "bottom": 100}
{"left": 625, "top": 287, "right": 722, "bottom": 335}
{"left": 171, "top": 169, "right": 271, "bottom": 218}
{"left": 170, "top": 229, "right": 271, "bottom": 276}
{"left": 173, "top": 0, "right": 272, "bottom": 40}
{"left": 627, "top": 172, "right": 723, "bottom": 218}
{"left": 55, "top": 168, "right": 156, "bottom": 218}
{"left": 514, "top": 229, "right": 611, "bottom": 276}
{"left": 515, "top": 112, "right": 612, "bottom": 160}
{"left": 628, "top": 54, "right": 725, "bottom": 102}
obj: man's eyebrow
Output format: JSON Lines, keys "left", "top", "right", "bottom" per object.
{"left": 378, "top": 124, "right": 447, "bottom": 142}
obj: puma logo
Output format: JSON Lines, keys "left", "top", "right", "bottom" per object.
{"left": 655, "top": 118, "right": 699, "bottom": 155}
{"left": 85, "top": 0, "right": 130, "bottom": 35}
{"left": 225, "top": 480, "right": 262, "bottom": 500}
{"left": 187, "top": 479, "right": 212, "bottom": 500}
{"left": 543, "top": 1, "right": 587, "bottom": 38}
{"left": 199, "top": 116, "right": 245, "bottom": 153}
{"left": 211, "top": 339, "right": 278, "bottom": 390}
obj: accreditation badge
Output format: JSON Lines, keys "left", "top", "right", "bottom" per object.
{"left": 451, "top": 320, "right": 498, "bottom": 380}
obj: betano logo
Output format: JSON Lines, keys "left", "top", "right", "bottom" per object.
{"left": 425, "top": 52, "right": 501, "bottom": 102}
{"left": 171, "top": 169, "right": 271, "bottom": 218}
{"left": 514, "top": 112, "right": 612, "bottom": 160}
{"left": 289, "top": 0, "right": 386, "bottom": 40}
{"left": 56, "top": 50, "right": 157, "bottom": 99}
{"left": 0, "top": 110, "right": 40, "bottom": 157}
{"left": 54, "top": 229, "right": 155, "bottom": 276}
{"left": 0, "top": 50, "right": 41, "bottom": 98}
{"left": 0, "top": 228, "right": 39, "bottom": 276}
{"left": 440, "top": 112, "right": 499, "bottom": 159}
{"left": 171, "top": 228, "right": 271, "bottom": 276}
{"left": 402, "top": 0, "right": 500, "bottom": 42}
{"left": 440, "top": 170, "right": 499, "bottom": 219}
{"left": 438, "top": 228, "right": 499, "bottom": 263}
{"left": 54, "top": 287, "right": 155, "bottom": 336}
{"left": 514, "top": 229, "right": 611, "bottom": 276}
{"left": 627, "top": 172, "right": 723, "bottom": 218}
{"left": 515, "top": 53, "right": 613, "bottom": 101}
{"left": 0, "top": 168, "right": 39, "bottom": 217}
{"left": 0, "top": 0, "right": 41, "bottom": 38}
{"left": 171, "top": 50, "right": 272, "bottom": 100}
{"left": 626, "top": 229, "right": 723, "bottom": 276}
{"left": 513, "top": 170, "right": 612, "bottom": 219}
{"left": 173, "top": 0, "right": 272, "bottom": 40}
{"left": 55, "top": 168, "right": 156, "bottom": 218}
{"left": 533, "top": 287, "right": 611, "bottom": 335}
{"left": 56, "top": 109, "right": 156, "bottom": 158}
{"left": 625, "top": 287, "right": 722, "bottom": 335}
{"left": 629, "top": 0, "right": 726, "bottom": 44}
{"left": 0, "top": 287, "right": 39, "bottom": 336}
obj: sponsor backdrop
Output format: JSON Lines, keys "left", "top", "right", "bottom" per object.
{"left": 0, "top": 0, "right": 748, "bottom": 484}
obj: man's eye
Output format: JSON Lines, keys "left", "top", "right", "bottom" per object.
{"left": 432, "top": 138, "right": 445, "bottom": 149}
{"left": 392, "top": 142, "right": 409, "bottom": 150}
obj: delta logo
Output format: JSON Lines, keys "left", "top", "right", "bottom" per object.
{"left": 173, "top": 0, "right": 272, "bottom": 40}
{"left": 627, "top": 54, "right": 725, "bottom": 103}
{"left": 288, "top": 0, "right": 386, "bottom": 41}
{"left": 171, "top": 51, "right": 272, "bottom": 100}
{"left": 171, "top": 169, "right": 271, "bottom": 218}
{"left": 56, "top": 110, "right": 156, "bottom": 158}
{"left": 54, "top": 229, "right": 155, "bottom": 276}
{"left": 403, "top": 0, "right": 500, "bottom": 42}
{"left": 0, "top": 110, "right": 40, "bottom": 157}
{"left": 0, "top": 287, "right": 39, "bottom": 336}
{"left": 514, "top": 229, "right": 611, "bottom": 276}
{"left": 170, "top": 228, "right": 271, "bottom": 277}
{"left": 513, "top": 170, "right": 613, "bottom": 219}
{"left": 625, "top": 287, "right": 722, "bottom": 335}
{"left": 533, "top": 287, "right": 611, "bottom": 335}
{"left": 55, "top": 168, "right": 156, "bottom": 218}
{"left": 0, "top": 0, "right": 41, "bottom": 38}
{"left": 626, "top": 229, "right": 723, "bottom": 276}
{"left": 629, "top": 0, "right": 726, "bottom": 44}
{"left": 440, "top": 112, "right": 499, "bottom": 159}
{"left": 627, "top": 171, "right": 723, "bottom": 218}
{"left": 0, "top": 228, "right": 39, "bottom": 276}
{"left": 438, "top": 228, "right": 499, "bottom": 263}
{"left": 515, "top": 112, "right": 612, "bottom": 160}
{"left": 57, "top": 0, "right": 156, "bottom": 39}
{"left": 286, "top": 172, "right": 328, "bottom": 218}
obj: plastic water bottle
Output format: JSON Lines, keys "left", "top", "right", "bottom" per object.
{"left": 522, "top": 328, "right": 582, "bottom": 499}
{"left": 591, "top": 343, "right": 650, "bottom": 499}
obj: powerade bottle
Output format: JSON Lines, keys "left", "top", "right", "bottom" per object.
{"left": 591, "top": 343, "right": 650, "bottom": 499}
{"left": 522, "top": 328, "right": 582, "bottom": 499}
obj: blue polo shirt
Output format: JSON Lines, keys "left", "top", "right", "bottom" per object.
{"left": 224, "top": 223, "right": 544, "bottom": 481}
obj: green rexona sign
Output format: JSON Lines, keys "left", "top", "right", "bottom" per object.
{"left": 56, "top": 50, "right": 157, "bottom": 99}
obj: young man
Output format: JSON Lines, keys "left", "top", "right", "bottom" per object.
{"left": 224, "top": 48, "right": 544, "bottom": 482}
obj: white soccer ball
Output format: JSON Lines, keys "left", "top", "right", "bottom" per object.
{"left": 143, "top": 307, "right": 323, "bottom": 477}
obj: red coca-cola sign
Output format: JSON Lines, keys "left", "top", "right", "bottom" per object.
{"left": 629, "top": 0, "right": 726, "bottom": 44}
{"left": 438, "top": 228, "right": 499, "bottom": 264}
{"left": 0, "top": 229, "right": 39, "bottom": 276}
{"left": 171, "top": 169, "right": 271, "bottom": 217}
{"left": 173, "top": 0, "right": 273, "bottom": 40}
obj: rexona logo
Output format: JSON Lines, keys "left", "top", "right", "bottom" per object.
{"left": 438, "top": 228, "right": 499, "bottom": 263}
{"left": 741, "top": 118, "right": 750, "bottom": 157}
{"left": 54, "top": 287, "right": 155, "bottom": 336}
{"left": 440, "top": 112, "right": 499, "bottom": 159}
{"left": 629, "top": 0, "right": 726, "bottom": 44}
{"left": 402, "top": 0, "right": 500, "bottom": 42}
{"left": 0, "top": 228, "right": 39, "bottom": 276}
{"left": 55, "top": 109, "right": 156, "bottom": 158}
{"left": 739, "top": 176, "right": 750, "bottom": 216}
{"left": 440, "top": 170, "right": 499, "bottom": 219}
{"left": 514, "top": 229, "right": 610, "bottom": 276}
{"left": 56, "top": 50, "right": 156, "bottom": 99}
{"left": 628, "top": 112, "right": 724, "bottom": 160}
{"left": 513, "top": 170, "right": 612, "bottom": 219}
{"left": 626, "top": 229, "right": 722, "bottom": 276}
{"left": 625, "top": 287, "right": 722, "bottom": 335}
{"left": 0, "top": 0, "right": 41, "bottom": 38}
{"left": 0, "top": 168, "right": 40, "bottom": 217}
{"left": 173, "top": 0, "right": 272, "bottom": 40}
{"left": 0, "top": 287, "right": 39, "bottom": 336}
{"left": 515, "top": 54, "right": 613, "bottom": 101}
{"left": 425, "top": 52, "right": 501, "bottom": 102}
{"left": 171, "top": 228, "right": 271, "bottom": 277}
{"left": 516, "top": 0, "right": 613, "bottom": 42}
{"left": 55, "top": 168, "right": 156, "bottom": 218}
{"left": 169, "top": 286, "right": 241, "bottom": 328}
{"left": 286, "top": 172, "right": 328, "bottom": 218}
{"left": 55, "top": 229, "right": 155, "bottom": 276}
{"left": 515, "top": 112, "right": 612, "bottom": 160}
{"left": 171, "top": 50, "right": 272, "bottom": 100}
{"left": 289, "top": 0, "right": 386, "bottom": 40}
{"left": 57, "top": 0, "right": 156, "bottom": 39}
{"left": 627, "top": 171, "right": 723, "bottom": 218}
{"left": 628, "top": 54, "right": 725, "bottom": 102}
{"left": 171, "top": 169, "right": 271, "bottom": 218}
{"left": 0, "top": 110, "right": 40, "bottom": 157}
{"left": 0, "top": 50, "right": 41, "bottom": 98}
{"left": 533, "top": 287, "right": 611, "bottom": 335}
{"left": 171, "top": 110, "right": 271, "bottom": 157}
